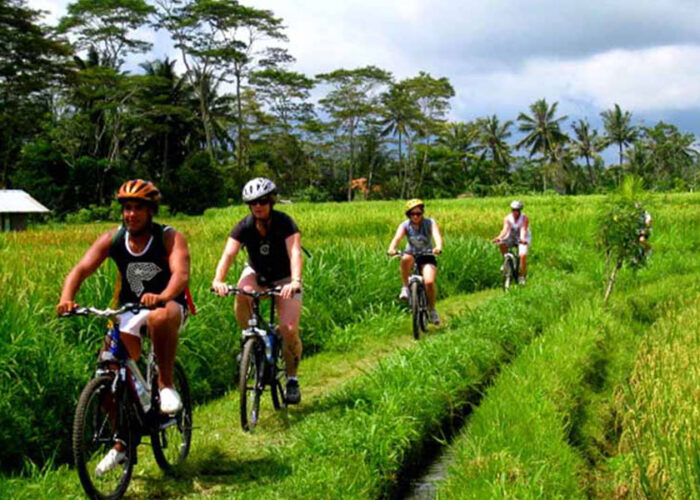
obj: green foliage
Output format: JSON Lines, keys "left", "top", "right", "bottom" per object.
{"left": 165, "top": 151, "right": 227, "bottom": 214}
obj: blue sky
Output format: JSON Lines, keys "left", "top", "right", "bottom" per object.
{"left": 30, "top": 0, "right": 700, "bottom": 142}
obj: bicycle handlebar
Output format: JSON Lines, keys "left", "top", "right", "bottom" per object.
{"left": 59, "top": 303, "right": 150, "bottom": 318}
{"left": 210, "top": 285, "right": 282, "bottom": 298}
{"left": 388, "top": 249, "right": 438, "bottom": 258}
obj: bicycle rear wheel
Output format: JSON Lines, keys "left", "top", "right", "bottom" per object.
{"left": 410, "top": 281, "right": 421, "bottom": 340}
{"left": 73, "top": 375, "right": 135, "bottom": 500}
{"left": 239, "top": 338, "right": 264, "bottom": 431}
{"left": 151, "top": 361, "right": 192, "bottom": 472}
{"left": 270, "top": 342, "right": 287, "bottom": 410}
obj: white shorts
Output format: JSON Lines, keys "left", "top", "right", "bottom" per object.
{"left": 117, "top": 303, "right": 187, "bottom": 338}
{"left": 503, "top": 234, "right": 530, "bottom": 256}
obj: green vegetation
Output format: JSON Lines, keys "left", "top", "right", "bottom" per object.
{"left": 3, "top": 0, "right": 700, "bottom": 214}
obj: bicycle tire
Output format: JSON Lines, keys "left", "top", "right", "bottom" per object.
{"left": 410, "top": 281, "right": 421, "bottom": 340}
{"left": 73, "top": 375, "right": 135, "bottom": 500}
{"left": 151, "top": 361, "right": 193, "bottom": 472}
{"left": 504, "top": 256, "right": 514, "bottom": 291}
{"left": 239, "top": 338, "right": 263, "bottom": 431}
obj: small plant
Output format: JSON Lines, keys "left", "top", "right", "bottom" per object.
{"left": 598, "top": 176, "right": 650, "bottom": 302}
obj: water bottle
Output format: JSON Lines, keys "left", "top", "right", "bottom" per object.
{"left": 131, "top": 372, "right": 151, "bottom": 412}
{"left": 265, "top": 331, "right": 274, "bottom": 363}
{"left": 100, "top": 327, "right": 119, "bottom": 361}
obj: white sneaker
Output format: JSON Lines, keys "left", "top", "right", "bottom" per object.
{"left": 430, "top": 309, "right": 440, "bottom": 325}
{"left": 518, "top": 276, "right": 527, "bottom": 285}
{"left": 398, "top": 286, "right": 409, "bottom": 300}
{"left": 95, "top": 448, "right": 126, "bottom": 477}
{"left": 159, "top": 387, "right": 183, "bottom": 414}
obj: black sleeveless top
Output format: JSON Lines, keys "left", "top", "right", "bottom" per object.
{"left": 109, "top": 223, "right": 186, "bottom": 307}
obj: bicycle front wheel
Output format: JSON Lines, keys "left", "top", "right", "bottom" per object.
{"left": 239, "top": 338, "right": 264, "bottom": 431}
{"left": 504, "top": 257, "right": 514, "bottom": 291}
{"left": 410, "top": 281, "right": 421, "bottom": 340}
{"left": 270, "top": 346, "right": 287, "bottom": 410}
{"left": 418, "top": 286, "right": 429, "bottom": 333}
{"left": 151, "top": 361, "right": 193, "bottom": 472}
{"left": 73, "top": 375, "right": 135, "bottom": 500}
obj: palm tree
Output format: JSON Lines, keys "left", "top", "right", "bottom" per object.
{"left": 516, "top": 98, "right": 569, "bottom": 190}
{"left": 571, "top": 119, "right": 600, "bottom": 185}
{"left": 380, "top": 83, "right": 421, "bottom": 197}
{"left": 476, "top": 115, "right": 513, "bottom": 184}
{"left": 437, "top": 121, "right": 480, "bottom": 170}
{"left": 600, "top": 103, "right": 637, "bottom": 168}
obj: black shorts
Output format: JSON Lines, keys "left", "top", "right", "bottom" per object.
{"left": 413, "top": 254, "right": 437, "bottom": 271}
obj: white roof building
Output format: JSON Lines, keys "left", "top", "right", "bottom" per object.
{"left": 0, "top": 190, "right": 50, "bottom": 231}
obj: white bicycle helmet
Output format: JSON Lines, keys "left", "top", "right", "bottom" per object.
{"left": 510, "top": 200, "right": 524, "bottom": 210}
{"left": 242, "top": 177, "right": 277, "bottom": 202}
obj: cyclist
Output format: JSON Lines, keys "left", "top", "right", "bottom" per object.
{"left": 492, "top": 200, "right": 530, "bottom": 285}
{"left": 211, "top": 178, "right": 304, "bottom": 404}
{"left": 387, "top": 199, "right": 443, "bottom": 325}
{"left": 56, "top": 179, "right": 191, "bottom": 476}
{"left": 637, "top": 203, "right": 652, "bottom": 250}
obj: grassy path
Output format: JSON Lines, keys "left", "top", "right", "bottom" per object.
{"left": 4, "top": 289, "right": 499, "bottom": 500}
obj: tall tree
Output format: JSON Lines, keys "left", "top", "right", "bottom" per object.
{"left": 600, "top": 103, "right": 637, "bottom": 169}
{"left": 571, "top": 119, "right": 600, "bottom": 185}
{"left": 0, "top": 0, "right": 70, "bottom": 187}
{"left": 476, "top": 115, "right": 513, "bottom": 184}
{"left": 516, "top": 98, "right": 569, "bottom": 191}
{"left": 58, "top": 0, "right": 154, "bottom": 69}
{"left": 380, "top": 81, "right": 421, "bottom": 197}
{"left": 317, "top": 66, "right": 392, "bottom": 200}
{"left": 155, "top": 0, "right": 286, "bottom": 167}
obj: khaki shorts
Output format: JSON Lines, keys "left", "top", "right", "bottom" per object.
{"left": 240, "top": 265, "right": 302, "bottom": 300}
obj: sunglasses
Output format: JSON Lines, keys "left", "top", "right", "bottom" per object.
{"left": 408, "top": 211, "right": 424, "bottom": 217}
{"left": 247, "top": 197, "right": 271, "bottom": 206}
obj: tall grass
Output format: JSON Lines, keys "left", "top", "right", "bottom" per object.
{"left": 615, "top": 296, "right": 700, "bottom": 499}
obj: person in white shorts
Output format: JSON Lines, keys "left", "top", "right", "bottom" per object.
{"left": 57, "top": 179, "right": 192, "bottom": 476}
{"left": 492, "top": 200, "right": 531, "bottom": 285}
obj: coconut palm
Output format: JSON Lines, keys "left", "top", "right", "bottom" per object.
{"left": 600, "top": 103, "right": 637, "bottom": 168}
{"left": 476, "top": 115, "right": 513, "bottom": 184}
{"left": 571, "top": 119, "right": 601, "bottom": 185}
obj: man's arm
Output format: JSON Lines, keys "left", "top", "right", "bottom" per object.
{"left": 143, "top": 230, "right": 190, "bottom": 306}
{"left": 520, "top": 216, "right": 529, "bottom": 243}
{"left": 281, "top": 232, "right": 303, "bottom": 299}
{"left": 57, "top": 230, "right": 114, "bottom": 314}
{"left": 493, "top": 217, "right": 509, "bottom": 242}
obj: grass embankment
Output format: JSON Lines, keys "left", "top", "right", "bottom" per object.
{"left": 434, "top": 194, "right": 700, "bottom": 499}
{"left": 1, "top": 289, "right": 498, "bottom": 499}
{"left": 613, "top": 296, "right": 700, "bottom": 499}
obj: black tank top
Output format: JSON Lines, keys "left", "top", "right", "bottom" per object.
{"left": 109, "top": 223, "right": 186, "bottom": 307}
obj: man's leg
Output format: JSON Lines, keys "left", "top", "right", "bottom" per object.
{"left": 400, "top": 253, "right": 414, "bottom": 286}
{"left": 147, "top": 301, "right": 182, "bottom": 388}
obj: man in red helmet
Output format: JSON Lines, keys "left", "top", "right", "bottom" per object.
{"left": 57, "top": 179, "right": 191, "bottom": 476}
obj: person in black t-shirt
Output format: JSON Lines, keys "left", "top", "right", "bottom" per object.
{"left": 212, "top": 178, "right": 304, "bottom": 404}
{"left": 57, "top": 179, "right": 191, "bottom": 476}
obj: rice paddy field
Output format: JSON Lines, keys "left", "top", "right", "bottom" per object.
{"left": 1, "top": 194, "right": 699, "bottom": 499}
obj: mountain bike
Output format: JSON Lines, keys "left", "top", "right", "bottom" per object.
{"left": 61, "top": 304, "right": 192, "bottom": 500}
{"left": 212, "top": 285, "right": 287, "bottom": 431}
{"left": 391, "top": 250, "right": 434, "bottom": 340}
{"left": 495, "top": 241, "right": 519, "bottom": 291}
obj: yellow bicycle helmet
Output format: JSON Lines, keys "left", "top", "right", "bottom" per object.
{"left": 405, "top": 198, "right": 424, "bottom": 215}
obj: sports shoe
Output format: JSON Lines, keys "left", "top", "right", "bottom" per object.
{"left": 518, "top": 276, "right": 527, "bottom": 285}
{"left": 159, "top": 387, "right": 183, "bottom": 414}
{"left": 398, "top": 286, "right": 409, "bottom": 300}
{"left": 286, "top": 379, "right": 301, "bottom": 405}
{"left": 430, "top": 309, "right": 440, "bottom": 325}
{"left": 95, "top": 448, "right": 126, "bottom": 477}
